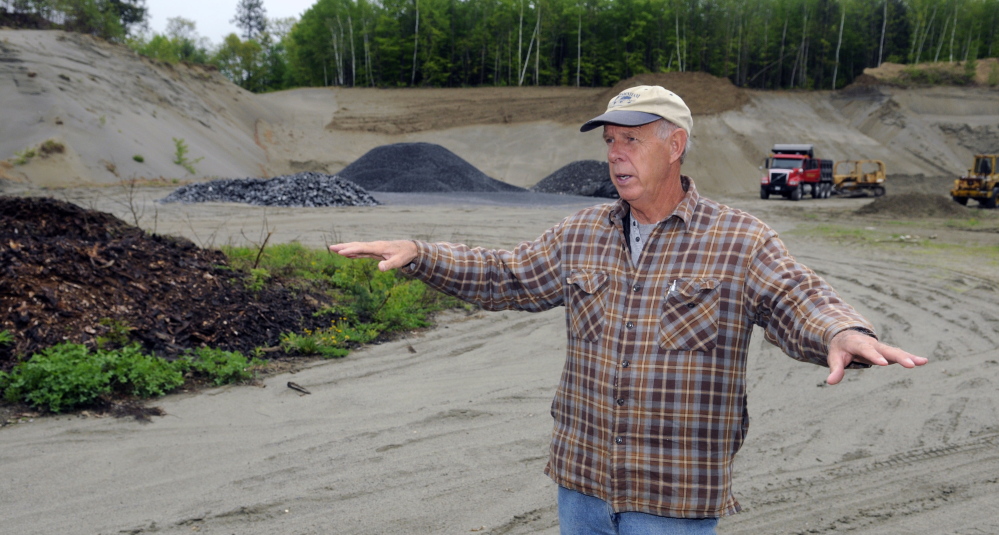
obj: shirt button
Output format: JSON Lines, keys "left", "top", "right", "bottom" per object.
{"left": 626, "top": 321, "right": 634, "bottom": 329}
{"left": 616, "top": 398, "right": 626, "bottom": 406}
{"left": 687, "top": 302, "right": 696, "bottom": 309}
{"left": 615, "top": 436, "right": 624, "bottom": 445}
{"left": 622, "top": 361, "right": 631, "bottom": 368}
{"left": 632, "top": 284, "right": 641, "bottom": 292}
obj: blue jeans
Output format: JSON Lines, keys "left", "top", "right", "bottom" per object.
{"left": 558, "top": 486, "right": 719, "bottom": 535}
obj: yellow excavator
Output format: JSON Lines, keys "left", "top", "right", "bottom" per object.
{"left": 951, "top": 154, "right": 999, "bottom": 208}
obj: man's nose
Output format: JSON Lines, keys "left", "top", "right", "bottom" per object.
{"left": 607, "top": 143, "right": 623, "bottom": 162}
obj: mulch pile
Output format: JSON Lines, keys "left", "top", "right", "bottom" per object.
{"left": 0, "top": 196, "right": 331, "bottom": 370}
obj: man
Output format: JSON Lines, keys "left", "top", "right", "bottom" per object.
{"left": 331, "top": 85, "right": 927, "bottom": 534}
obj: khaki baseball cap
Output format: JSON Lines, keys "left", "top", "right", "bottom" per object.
{"left": 580, "top": 85, "right": 693, "bottom": 135}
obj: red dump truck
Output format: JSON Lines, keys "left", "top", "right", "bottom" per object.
{"left": 759, "top": 144, "right": 834, "bottom": 201}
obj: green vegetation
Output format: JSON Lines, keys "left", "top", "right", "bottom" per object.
{"left": 0, "top": 342, "right": 265, "bottom": 413}
{"left": 12, "top": 147, "right": 36, "bottom": 166}
{"left": 224, "top": 241, "right": 462, "bottom": 335}
{"left": 171, "top": 137, "right": 203, "bottom": 175}
{"left": 132, "top": 154, "right": 144, "bottom": 163}
{"left": 7, "top": 0, "right": 999, "bottom": 92}
{"left": 0, "top": 243, "right": 462, "bottom": 415}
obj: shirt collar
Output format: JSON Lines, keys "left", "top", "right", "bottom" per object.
{"left": 609, "top": 175, "right": 699, "bottom": 231}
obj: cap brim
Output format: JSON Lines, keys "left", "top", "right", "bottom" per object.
{"left": 579, "top": 110, "right": 662, "bottom": 132}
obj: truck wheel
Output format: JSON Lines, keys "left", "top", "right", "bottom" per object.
{"left": 953, "top": 196, "right": 969, "bottom": 206}
{"left": 790, "top": 185, "right": 802, "bottom": 201}
{"left": 760, "top": 187, "right": 770, "bottom": 200}
{"left": 822, "top": 183, "right": 831, "bottom": 198}
{"left": 984, "top": 187, "right": 999, "bottom": 209}
{"left": 873, "top": 186, "right": 885, "bottom": 197}
{"left": 810, "top": 184, "right": 820, "bottom": 199}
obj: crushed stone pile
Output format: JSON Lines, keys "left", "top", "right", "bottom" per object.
{"left": 337, "top": 142, "right": 526, "bottom": 193}
{"left": 855, "top": 192, "right": 972, "bottom": 218}
{"left": 0, "top": 196, "right": 331, "bottom": 368}
{"left": 530, "top": 160, "right": 618, "bottom": 198}
{"left": 159, "top": 172, "right": 379, "bottom": 207}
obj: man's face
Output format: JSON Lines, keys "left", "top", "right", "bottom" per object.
{"left": 602, "top": 122, "right": 679, "bottom": 212}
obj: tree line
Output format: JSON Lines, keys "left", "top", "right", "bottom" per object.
{"left": 3, "top": 0, "right": 998, "bottom": 93}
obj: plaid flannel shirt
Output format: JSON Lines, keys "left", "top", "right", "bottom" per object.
{"left": 402, "top": 177, "right": 873, "bottom": 518}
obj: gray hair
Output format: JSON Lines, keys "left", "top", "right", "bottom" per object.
{"left": 653, "top": 119, "right": 690, "bottom": 164}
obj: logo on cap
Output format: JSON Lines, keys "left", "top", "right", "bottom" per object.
{"left": 610, "top": 92, "right": 640, "bottom": 108}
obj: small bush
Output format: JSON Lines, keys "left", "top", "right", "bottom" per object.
{"left": 178, "top": 347, "right": 264, "bottom": 386}
{"left": 39, "top": 139, "right": 65, "bottom": 156}
{"left": 1, "top": 343, "right": 113, "bottom": 413}
{"left": 13, "top": 147, "right": 36, "bottom": 165}
{"left": 107, "top": 345, "right": 184, "bottom": 398}
{"left": 133, "top": 154, "right": 145, "bottom": 163}
{"left": 172, "top": 137, "right": 203, "bottom": 175}
{"left": 0, "top": 330, "right": 12, "bottom": 346}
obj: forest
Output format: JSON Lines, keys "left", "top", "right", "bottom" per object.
{"left": 3, "top": 0, "right": 999, "bottom": 92}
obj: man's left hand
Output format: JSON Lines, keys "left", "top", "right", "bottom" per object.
{"left": 826, "top": 330, "right": 928, "bottom": 385}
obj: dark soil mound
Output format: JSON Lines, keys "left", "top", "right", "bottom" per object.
{"left": 159, "top": 172, "right": 379, "bottom": 207}
{"left": 0, "top": 196, "right": 331, "bottom": 369}
{"left": 530, "top": 160, "right": 618, "bottom": 198}
{"left": 854, "top": 192, "right": 972, "bottom": 218}
{"left": 338, "top": 142, "right": 526, "bottom": 193}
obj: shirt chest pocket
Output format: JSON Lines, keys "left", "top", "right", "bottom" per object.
{"left": 566, "top": 270, "right": 608, "bottom": 343}
{"left": 659, "top": 278, "right": 720, "bottom": 352}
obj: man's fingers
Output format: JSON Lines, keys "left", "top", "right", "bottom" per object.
{"left": 329, "top": 241, "right": 419, "bottom": 272}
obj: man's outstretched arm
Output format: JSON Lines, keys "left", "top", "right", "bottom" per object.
{"left": 330, "top": 240, "right": 418, "bottom": 272}
{"left": 825, "top": 329, "right": 928, "bottom": 385}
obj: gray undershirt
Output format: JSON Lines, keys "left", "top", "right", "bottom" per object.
{"left": 630, "top": 218, "right": 658, "bottom": 267}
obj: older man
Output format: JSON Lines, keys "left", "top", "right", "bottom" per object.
{"left": 331, "top": 85, "right": 927, "bottom": 534}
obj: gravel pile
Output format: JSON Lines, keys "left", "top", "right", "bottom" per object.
{"left": 855, "top": 192, "right": 971, "bottom": 218}
{"left": 159, "top": 172, "right": 380, "bottom": 207}
{"left": 530, "top": 160, "right": 618, "bottom": 198}
{"left": 338, "top": 142, "right": 526, "bottom": 193}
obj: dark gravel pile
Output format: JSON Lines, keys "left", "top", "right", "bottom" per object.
{"left": 530, "top": 160, "right": 618, "bottom": 198}
{"left": 159, "top": 172, "right": 379, "bottom": 207}
{"left": 855, "top": 192, "right": 971, "bottom": 217}
{"left": 337, "top": 142, "right": 526, "bottom": 193}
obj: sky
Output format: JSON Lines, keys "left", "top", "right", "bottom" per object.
{"left": 142, "top": 0, "right": 317, "bottom": 45}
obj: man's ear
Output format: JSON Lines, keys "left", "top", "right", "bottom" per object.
{"left": 669, "top": 129, "right": 688, "bottom": 165}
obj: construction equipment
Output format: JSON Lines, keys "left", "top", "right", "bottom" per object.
{"left": 760, "top": 144, "right": 834, "bottom": 201}
{"left": 832, "top": 160, "right": 886, "bottom": 197}
{"left": 951, "top": 154, "right": 999, "bottom": 208}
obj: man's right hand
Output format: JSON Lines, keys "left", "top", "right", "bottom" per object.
{"left": 329, "top": 241, "right": 419, "bottom": 272}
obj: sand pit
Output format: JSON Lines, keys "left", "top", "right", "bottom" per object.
{"left": 2, "top": 182, "right": 998, "bottom": 535}
{"left": 3, "top": 27, "right": 999, "bottom": 535}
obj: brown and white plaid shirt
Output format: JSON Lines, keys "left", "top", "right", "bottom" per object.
{"left": 403, "top": 177, "right": 873, "bottom": 518}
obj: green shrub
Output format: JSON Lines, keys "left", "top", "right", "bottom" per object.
{"left": 133, "top": 154, "right": 145, "bottom": 163}
{"left": 1, "top": 343, "right": 113, "bottom": 413}
{"left": 106, "top": 345, "right": 185, "bottom": 398}
{"left": 172, "top": 137, "right": 203, "bottom": 175}
{"left": 0, "top": 330, "right": 12, "bottom": 345}
{"left": 0, "top": 343, "right": 189, "bottom": 413}
{"left": 178, "top": 347, "right": 264, "bottom": 386}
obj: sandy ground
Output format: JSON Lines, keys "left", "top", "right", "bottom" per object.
{"left": 2, "top": 183, "right": 998, "bottom": 535}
